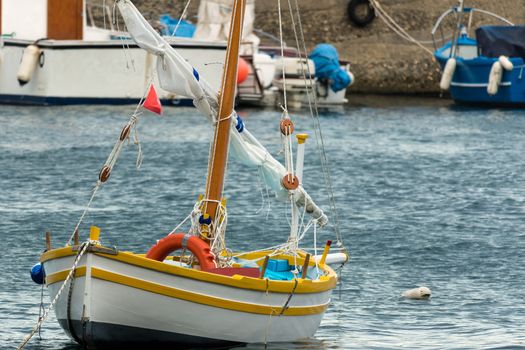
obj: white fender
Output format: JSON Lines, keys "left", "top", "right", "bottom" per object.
{"left": 17, "top": 44, "right": 41, "bottom": 86}
{"left": 439, "top": 58, "right": 456, "bottom": 90}
{"left": 487, "top": 61, "right": 503, "bottom": 95}
{"left": 402, "top": 286, "right": 431, "bottom": 299}
{"left": 313, "top": 252, "right": 348, "bottom": 265}
{"left": 499, "top": 55, "right": 513, "bottom": 71}
{"left": 348, "top": 71, "right": 355, "bottom": 86}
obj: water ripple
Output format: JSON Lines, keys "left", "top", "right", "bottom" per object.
{"left": 1, "top": 104, "right": 524, "bottom": 349}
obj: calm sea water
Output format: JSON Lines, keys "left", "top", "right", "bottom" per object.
{"left": 1, "top": 100, "right": 524, "bottom": 349}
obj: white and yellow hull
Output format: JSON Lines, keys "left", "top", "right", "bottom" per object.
{"left": 41, "top": 246, "right": 337, "bottom": 347}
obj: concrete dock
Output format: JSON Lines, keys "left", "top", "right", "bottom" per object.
{"left": 133, "top": 0, "right": 524, "bottom": 95}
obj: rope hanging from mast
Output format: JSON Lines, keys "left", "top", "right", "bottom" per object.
{"left": 65, "top": 87, "right": 151, "bottom": 246}
{"left": 284, "top": 0, "right": 345, "bottom": 248}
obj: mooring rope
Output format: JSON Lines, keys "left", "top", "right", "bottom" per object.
{"left": 279, "top": 278, "right": 299, "bottom": 315}
{"left": 369, "top": 0, "right": 434, "bottom": 56}
{"left": 17, "top": 242, "right": 92, "bottom": 350}
{"left": 170, "top": 0, "right": 193, "bottom": 37}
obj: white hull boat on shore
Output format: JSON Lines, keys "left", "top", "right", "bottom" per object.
{"left": 195, "top": 0, "right": 354, "bottom": 109}
{"left": 0, "top": 0, "right": 225, "bottom": 105}
{"left": 0, "top": 38, "right": 225, "bottom": 105}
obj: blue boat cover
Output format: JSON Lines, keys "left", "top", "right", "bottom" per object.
{"left": 159, "top": 14, "right": 195, "bottom": 37}
{"left": 309, "top": 44, "right": 351, "bottom": 92}
{"left": 476, "top": 26, "right": 525, "bottom": 59}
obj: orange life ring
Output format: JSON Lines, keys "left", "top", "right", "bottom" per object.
{"left": 145, "top": 233, "right": 217, "bottom": 271}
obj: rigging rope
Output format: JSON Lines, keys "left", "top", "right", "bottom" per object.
{"left": 288, "top": 0, "right": 345, "bottom": 247}
{"left": 65, "top": 53, "right": 155, "bottom": 246}
{"left": 113, "top": 2, "right": 136, "bottom": 71}
{"left": 277, "top": 0, "right": 288, "bottom": 111}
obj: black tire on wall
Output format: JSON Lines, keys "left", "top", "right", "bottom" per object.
{"left": 347, "top": 0, "right": 376, "bottom": 27}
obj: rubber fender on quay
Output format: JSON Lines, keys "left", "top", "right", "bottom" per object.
{"left": 347, "top": 0, "right": 376, "bottom": 27}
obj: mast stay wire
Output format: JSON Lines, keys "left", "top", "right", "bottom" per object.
{"left": 65, "top": 55, "right": 155, "bottom": 246}
{"left": 286, "top": 0, "right": 345, "bottom": 247}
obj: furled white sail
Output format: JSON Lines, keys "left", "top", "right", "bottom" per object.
{"left": 116, "top": 0, "right": 327, "bottom": 226}
{"left": 117, "top": 0, "right": 218, "bottom": 118}
{"left": 194, "top": 0, "right": 260, "bottom": 55}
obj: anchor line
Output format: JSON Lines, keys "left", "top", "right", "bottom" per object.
{"left": 16, "top": 241, "right": 91, "bottom": 350}
{"left": 279, "top": 278, "right": 299, "bottom": 315}
{"left": 66, "top": 267, "right": 82, "bottom": 344}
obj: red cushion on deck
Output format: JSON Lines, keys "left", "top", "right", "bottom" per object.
{"left": 207, "top": 267, "right": 260, "bottom": 278}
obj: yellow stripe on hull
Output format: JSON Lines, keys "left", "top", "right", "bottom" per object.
{"left": 45, "top": 266, "right": 86, "bottom": 285}
{"left": 92, "top": 267, "right": 329, "bottom": 316}
{"left": 41, "top": 246, "right": 338, "bottom": 294}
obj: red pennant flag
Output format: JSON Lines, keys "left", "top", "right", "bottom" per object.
{"left": 143, "top": 84, "right": 162, "bottom": 115}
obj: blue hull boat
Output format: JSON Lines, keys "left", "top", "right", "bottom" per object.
{"left": 432, "top": 5, "right": 525, "bottom": 106}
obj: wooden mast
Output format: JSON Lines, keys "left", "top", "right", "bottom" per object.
{"left": 203, "top": 0, "right": 246, "bottom": 231}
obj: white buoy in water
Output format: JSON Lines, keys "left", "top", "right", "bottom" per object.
{"left": 439, "top": 57, "right": 456, "bottom": 91}
{"left": 17, "top": 44, "right": 41, "bottom": 85}
{"left": 487, "top": 61, "right": 503, "bottom": 95}
{"left": 498, "top": 55, "right": 513, "bottom": 71}
{"left": 402, "top": 286, "right": 431, "bottom": 300}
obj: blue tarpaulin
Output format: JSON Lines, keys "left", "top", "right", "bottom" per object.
{"left": 159, "top": 14, "right": 195, "bottom": 37}
{"left": 476, "top": 26, "right": 525, "bottom": 60}
{"left": 309, "top": 44, "right": 352, "bottom": 92}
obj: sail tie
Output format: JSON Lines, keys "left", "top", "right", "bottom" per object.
{"left": 216, "top": 111, "right": 234, "bottom": 123}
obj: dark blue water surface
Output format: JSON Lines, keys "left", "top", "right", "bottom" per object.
{"left": 1, "top": 101, "right": 525, "bottom": 349}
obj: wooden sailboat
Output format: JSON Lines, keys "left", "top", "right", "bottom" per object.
{"left": 33, "top": 0, "right": 346, "bottom": 347}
